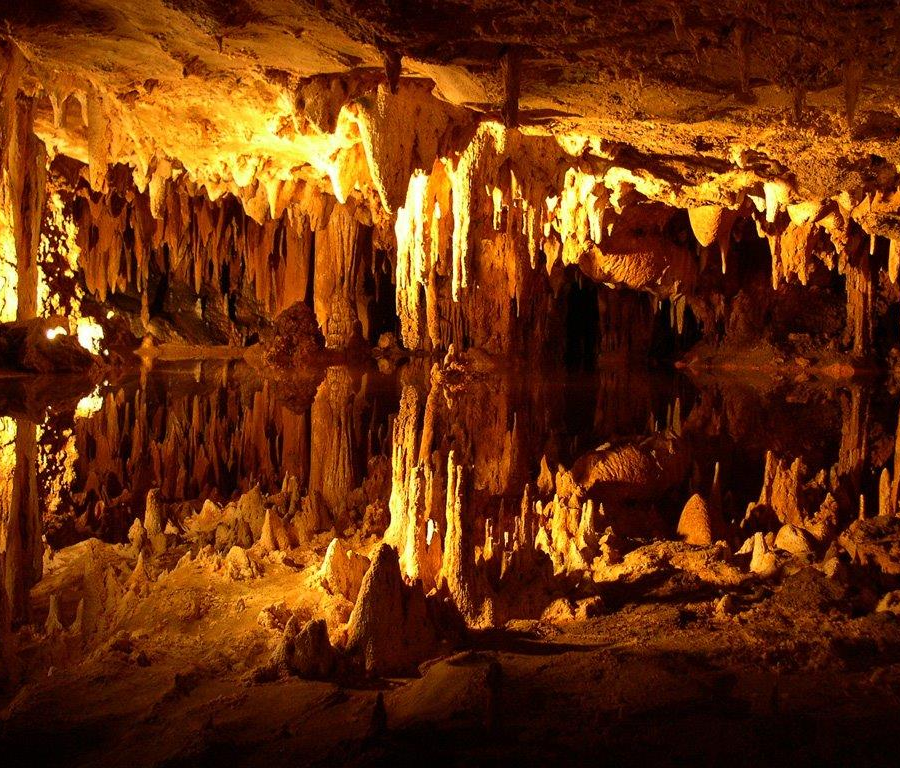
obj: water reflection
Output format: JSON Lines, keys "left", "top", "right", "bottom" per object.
{"left": 0, "top": 360, "right": 897, "bottom": 626}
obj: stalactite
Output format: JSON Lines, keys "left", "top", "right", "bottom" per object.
{"left": 500, "top": 49, "right": 522, "bottom": 129}
{"left": 313, "top": 203, "right": 366, "bottom": 349}
{"left": 85, "top": 87, "right": 112, "bottom": 194}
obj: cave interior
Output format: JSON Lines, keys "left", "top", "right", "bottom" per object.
{"left": 4, "top": 2, "right": 900, "bottom": 766}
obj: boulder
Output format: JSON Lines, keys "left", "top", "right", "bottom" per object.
{"left": 0, "top": 318, "right": 97, "bottom": 373}
{"left": 224, "top": 546, "right": 260, "bottom": 581}
{"left": 774, "top": 523, "right": 814, "bottom": 557}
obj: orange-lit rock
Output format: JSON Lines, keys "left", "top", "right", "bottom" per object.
{"left": 7, "top": 3, "right": 900, "bottom": 763}
{"left": 345, "top": 543, "right": 438, "bottom": 675}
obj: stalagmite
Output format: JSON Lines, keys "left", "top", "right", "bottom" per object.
{"left": 44, "top": 594, "right": 64, "bottom": 635}
{"left": 127, "top": 551, "right": 151, "bottom": 592}
{"left": 319, "top": 538, "right": 370, "bottom": 602}
{"left": 143, "top": 489, "right": 167, "bottom": 555}
{"left": 879, "top": 468, "right": 892, "bottom": 518}
{"left": 258, "top": 509, "right": 293, "bottom": 553}
{"left": 143, "top": 489, "right": 164, "bottom": 537}
{"left": 677, "top": 494, "right": 724, "bottom": 546}
{"left": 749, "top": 532, "right": 778, "bottom": 577}
{"left": 346, "top": 543, "right": 438, "bottom": 675}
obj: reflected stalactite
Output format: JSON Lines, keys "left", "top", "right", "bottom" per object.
{"left": 308, "top": 367, "right": 359, "bottom": 527}
{"left": 60, "top": 369, "right": 320, "bottom": 539}
{"left": 0, "top": 417, "right": 40, "bottom": 626}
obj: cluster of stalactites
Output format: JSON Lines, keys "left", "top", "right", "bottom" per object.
{"left": 15, "top": 47, "right": 900, "bottom": 358}
{"left": 71, "top": 176, "right": 319, "bottom": 320}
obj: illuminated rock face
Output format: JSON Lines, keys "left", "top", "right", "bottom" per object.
{"left": 9, "top": 5, "right": 900, "bottom": 758}
{"left": 1, "top": 4, "right": 899, "bottom": 366}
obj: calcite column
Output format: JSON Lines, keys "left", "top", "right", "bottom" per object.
{"left": 6, "top": 94, "right": 47, "bottom": 320}
{"left": 0, "top": 417, "right": 40, "bottom": 626}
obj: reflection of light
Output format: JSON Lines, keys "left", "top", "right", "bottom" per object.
{"left": 426, "top": 518, "right": 437, "bottom": 546}
{"left": 75, "top": 386, "right": 103, "bottom": 419}
{"left": 0, "top": 416, "right": 16, "bottom": 533}
{"left": 76, "top": 318, "right": 104, "bottom": 354}
{"left": 46, "top": 326, "right": 68, "bottom": 340}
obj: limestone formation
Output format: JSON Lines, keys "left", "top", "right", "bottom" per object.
{"left": 258, "top": 510, "right": 294, "bottom": 554}
{"left": 749, "top": 533, "right": 779, "bottom": 579}
{"left": 224, "top": 546, "right": 260, "bottom": 581}
{"left": 346, "top": 544, "right": 438, "bottom": 676}
{"left": 269, "top": 617, "right": 336, "bottom": 680}
{"left": 677, "top": 494, "right": 725, "bottom": 546}
{"left": 44, "top": 594, "right": 64, "bottom": 635}
{"left": 5, "top": 3, "right": 900, "bottom": 761}
{"left": 319, "top": 538, "right": 371, "bottom": 602}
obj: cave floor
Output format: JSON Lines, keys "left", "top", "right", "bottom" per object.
{"left": 3, "top": 555, "right": 900, "bottom": 768}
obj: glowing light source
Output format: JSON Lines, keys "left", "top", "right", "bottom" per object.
{"left": 46, "top": 326, "right": 68, "bottom": 340}
{"left": 75, "top": 386, "right": 103, "bottom": 419}
{"left": 76, "top": 317, "right": 105, "bottom": 354}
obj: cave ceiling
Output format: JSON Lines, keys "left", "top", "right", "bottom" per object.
{"left": 4, "top": 1, "right": 900, "bottom": 219}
